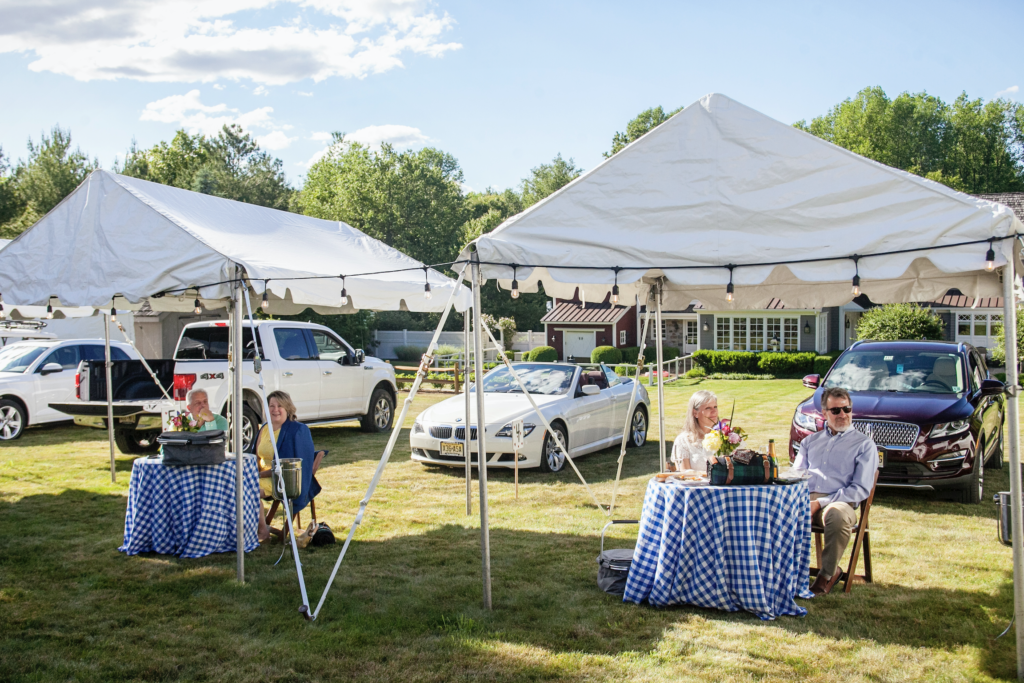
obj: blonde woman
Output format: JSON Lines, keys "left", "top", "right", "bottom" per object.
{"left": 669, "top": 390, "right": 719, "bottom": 473}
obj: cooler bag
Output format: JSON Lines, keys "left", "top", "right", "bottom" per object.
{"left": 157, "top": 430, "right": 228, "bottom": 466}
{"left": 596, "top": 520, "right": 638, "bottom": 596}
{"left": 707, "top": 449, "right": 778, "bottom": 485}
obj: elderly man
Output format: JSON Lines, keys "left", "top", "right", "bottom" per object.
{"left": 183, "top": 388, "right": 228, "bottom": 432}
{"left": 794, "top": 386, "right": 878, "bottom": 596}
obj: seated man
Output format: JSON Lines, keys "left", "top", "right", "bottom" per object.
{"left": 794, "top": 386, "right": 878, "bottom": 595}
{"left": 181, "top": 388, "right": 228, "bottom": 432}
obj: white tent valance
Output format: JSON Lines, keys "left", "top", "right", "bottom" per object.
{"left": 0, "top": 170, "right": 470, "bottom": 313}
{"left": 467, "top": 94, "right": 1024, "bottom": 310}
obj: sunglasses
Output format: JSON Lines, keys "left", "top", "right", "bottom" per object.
{"left": 826, "top": 406, "right": 853, "bottom": 415}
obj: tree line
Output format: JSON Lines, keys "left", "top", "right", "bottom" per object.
{"left": 1, "top": 85, "right": 1021, "bottom": 342}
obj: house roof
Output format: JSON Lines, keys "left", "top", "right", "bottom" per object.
{"left": 542, "top": 301, "right": 629, "bottom": 324}
{"left": 976, "top": 193, "right": 1024, "bottom": 223}
{"left": 926, "top": 294, "right": 1003, "bottom": 309}
{"left": 655, "top": 298, "right": 789, "bottom": 313}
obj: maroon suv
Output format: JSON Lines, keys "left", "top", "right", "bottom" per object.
{"left": 789, "top": 340, "right": 1005, "bottom": 504}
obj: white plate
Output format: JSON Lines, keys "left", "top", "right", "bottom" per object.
{"left": 671, "top": 477, "right": 710, "bottom": 487}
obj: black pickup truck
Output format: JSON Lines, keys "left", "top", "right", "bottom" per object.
{"left": 50, "top": 359, "right": 176, "bottom": 453}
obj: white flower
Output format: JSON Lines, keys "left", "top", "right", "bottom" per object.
{"left": 702, "top": 431, "right": 723, "bottom": 453}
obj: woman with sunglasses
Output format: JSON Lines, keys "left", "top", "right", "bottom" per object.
{"left": 793, "top": 386, "right": 877, "bottom": 596}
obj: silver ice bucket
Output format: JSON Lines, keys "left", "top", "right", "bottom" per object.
{"left": 994, "top": 491, "right": 1013, "bottom": 547}
{"left": 271, "top": 458, "right": 303, "bottom": 501}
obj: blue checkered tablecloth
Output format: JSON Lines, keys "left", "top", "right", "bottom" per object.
{"left": 623, "top": 479, "right": 813, "bottom": 620}
{"left": 120, "top": 455, "right": 260, "bottom": 558}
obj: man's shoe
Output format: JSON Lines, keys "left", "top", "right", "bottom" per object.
{"left": 818, "top": 568, "right": 843, "bottom": 596}
{"left": 809, "top": 573, "right": 828, "bottom": 596}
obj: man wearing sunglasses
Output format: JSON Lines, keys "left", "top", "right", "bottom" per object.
{"left": 794, "top": 386, "right": 878, "bottom": 595}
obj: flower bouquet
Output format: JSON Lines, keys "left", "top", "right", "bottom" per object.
{"left": 702, "top": 419, "right": 747, "bottom": 457}
{"left": 170, "top": 411, "right": 201, "bottom": 433}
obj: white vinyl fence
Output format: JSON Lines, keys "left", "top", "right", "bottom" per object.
{"left": 373, "top": 329, "right": 547, "bottom": 361}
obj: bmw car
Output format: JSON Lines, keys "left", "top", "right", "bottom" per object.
{"left": 411, "top": 362, "right": 650, "bottom": 473}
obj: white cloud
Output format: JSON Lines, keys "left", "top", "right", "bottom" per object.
{"left": 297, "top": 91, "right": 314, "bottom": 97}
{"left": 347, "top": 124, "right": 429, "bottom": 148}
{"left": 252, "top": 85, "right": 269, "bottom": 96}
{"left": 0, "top": 0, "right": 461, "bottom": 85}
{"left": 996, "top": 85, "right": 1020, "bottom": 100}
{"left": 309, "top": 131, "right": 333, "bottom": 142}
{"left": 213, "top": 83, "right": 226, "bottom": 90}
{"left": 141, "top": 89, "right": 277, "bottom": 136}
{"left": 257, "top": 130, "right": 297, "bottom": 150}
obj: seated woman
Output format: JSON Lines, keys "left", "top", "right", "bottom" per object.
{"left": 253, "top": 391, "right": 324, "bottom": 543}
{"left": 668, "top": 389, "right": 719, "bottom": 473}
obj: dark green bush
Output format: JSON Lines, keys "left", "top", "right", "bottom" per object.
{"left": 663, "top": 346, "right": 680, "bottom": 361}
{"left": 591, "top": 346, "right": 622, "bottom": 364}
{"left": 394, "top": 345, "right": 427, "bottom": 361}
{"left": 685, "top": 366, "right": 706, "bottom": 378}
{"left": 813, "top": 355, "right": 835, "bottom": 376}
{"left": 527, "top": 346, "right": 558, "bottom": 362}
{"left": 856, "top": 303, "right": 944, "bottom": 341}
{"left": 756, "top": 352, "right": 817, "bottom": 376}
{"left": 692, "top": 350, "right": 759, "bottom": 373}
{"left": 620, "top": 346, "right": 640, "bottom": 364}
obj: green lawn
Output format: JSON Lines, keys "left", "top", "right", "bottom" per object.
{"left": 0, "top": 379, "right": 1018, "bottom": 681}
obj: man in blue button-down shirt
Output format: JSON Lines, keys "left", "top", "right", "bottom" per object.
{"left": 794, "top": 386, "right": 878, "bottom": 595}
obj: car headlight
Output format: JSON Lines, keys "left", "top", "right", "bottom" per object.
{"left": 793, "top": 411, "right": 818, "bottom": 432}
{"left": 412, "top": 416, "right": 424, "bottom": 435}
{"left": 495, "top": 423, "right": 536, "bottom": 438}
{"left": 931, "top": 420, "right": 970, "bottom": 438}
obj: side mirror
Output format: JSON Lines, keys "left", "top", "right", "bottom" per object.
{"left": 581, "top": 384, "right": 600, "bottom": 396}
{"left": 40, "top": 362, "right": 63, "bottom": 376}
{"left": 802, "top": 374, "right": 820, "bottom": 389}
{"left": 980, "top": 378, "right": 1006, "bottom": 397}
{"left": 355, "top": 349, "right": 365, "bottom": 364}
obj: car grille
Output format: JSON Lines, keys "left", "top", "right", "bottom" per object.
{"left": 429, "top": 426, "right": 453, "bottom": 439}
{"left": 454, "top": 426, "right": 478, "bottom": 441}
{"left": 853, "top": 420, "right": 920, "bottom": 450}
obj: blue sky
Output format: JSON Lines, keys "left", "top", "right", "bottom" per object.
{"left": 0, "top": 0, "right": 1020, "bottom": 192}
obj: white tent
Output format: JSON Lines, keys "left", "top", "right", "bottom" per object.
{"left": 465, "top": 93, "right": 1024, "bottom": 672}
{"left": 469, "top": 94, "right": 1022, "bottom": 307}
{"left": 0, "top": 171, "right": 470, "bottom": 314}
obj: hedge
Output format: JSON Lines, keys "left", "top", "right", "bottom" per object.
{"left": 591, "top": 346, "right": 622, "bottom": 364}
{"left": 527, "top": 346, "right": 557, "bottom": 362}
{"left": 756, "top": 352, "right": 818, "bottom": 376}
{"left": 393, "top": 345, "right": 427, "bottom": 361}
{"left": 620, "top": 346, "right": 640, "bottom": 364}
{"left": 692, "top": 350, "right": 759, "bottom": 373}
{"left": 691, "top": 350, "right": 832, "bottom": 377}
{"left": 663, "top": 346, "right": 680, "bottom": 362}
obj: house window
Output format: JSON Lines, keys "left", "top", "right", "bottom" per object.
{"left": 619, "top": 329, "right": 627, "bottom": 345}
{"left": 732, "top": 317, "right": 747, "bottom": 351}
{"left": 784, "top": 318, "right": 799, "bottom": 351}
{"left": 991, "top": 314, "right": 1003, "bottom": 337}
{"left": 648, "top": 321, "right": 667, "bottom": 340}
{"left": 749, "top": 318, "right": 764, "bottom": 352}
{"left": 716, "top": 318, "right": 731, "bottom": 350}
{"left": 715, "top": 315, "right": 801, "bottom": 352}
{"left": 958, "top": 314, "right": 971, "bottom": 336}
{"left": 685, "top": 321, "right": 698, "bottom": 346}
{"left": 767, "top": 318, "right": 781, "bottom": 351}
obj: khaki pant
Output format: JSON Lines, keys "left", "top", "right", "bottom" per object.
{"left": 810, "top": 493, "right": 858, "bottom": 577}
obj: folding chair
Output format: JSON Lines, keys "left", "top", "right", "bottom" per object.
{"left": 809, "top": 470, "right": 878, "bottom": 593}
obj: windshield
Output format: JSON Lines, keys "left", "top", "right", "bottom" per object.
{"left": 0, "top": 344, "right": 48, "bottom": 373}
{"left": 475, "top": 364, "right": 576, "bottom": 395}
{"left": 825, "top": 350, "right": 965, "bottom": 394}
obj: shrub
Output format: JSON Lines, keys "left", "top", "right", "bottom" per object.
{"left": 692, "top": 350, "right": 759, "bottom": 373}
{"left": 813, "top": 355, "right": 836, "bottom": 376}
{"left": 394, "top": 345, "right": 427, "bottom": 361}
{"left": 708, "top": 373, "right": 776, "bottom": 380}
{"left": 685, "top": 366, "right": 706, "bottom": 378}
{"left": 663, "top": 346, "right": 680, "bottom": 361}
{"left": 856, "top": 303, "right": 944, "bottom": 341}
{"left": 591, "top": 346, "right": 622, "bottom": 364}
{"left": 757, "top": 352, "right": 817, "bottom": 376}
{"left": 482, "top": 313, "right": 517, "bottom": 352}
{"left": 620, "top": 346, "right": 640, "bottom": 364}
{"left": 997, "top": 372, "right": 1007, "bottom": 382}
{"left": 989, "top": 307, "right": 1020, "bottom": 365}
{"left": 527, "top": 346, "right": 558, "bottom": 362}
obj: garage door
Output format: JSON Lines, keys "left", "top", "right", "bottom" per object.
{"left": 563, "top": 331, "right": 595, "bottom": 361}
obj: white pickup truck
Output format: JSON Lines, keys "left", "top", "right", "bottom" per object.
{"left": 53, "top": 320, "right": 398, "bottom": 452}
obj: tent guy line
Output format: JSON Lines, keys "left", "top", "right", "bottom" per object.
{"left": 136, "top": 232, "right": 1022, "bottom": 302}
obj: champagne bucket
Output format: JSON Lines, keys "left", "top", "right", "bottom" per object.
{"left": 271, "top": 459, "right": 303, "bottom": 501}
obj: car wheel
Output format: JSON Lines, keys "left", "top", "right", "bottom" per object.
{"left": 361, "top": 388, "right": 395, "bottom": 433}
{"left": 0, "top": 399, "right": 26, "bottom": 441}
{"left": 988, "top": 431, "right": 1004, "bottom": 470}
{"left": 960, "top": 445, "right": 983, "bottom": 504}
{"left": 241, "top": 405, "right": 259, "bottom": 452}
{"left": 114, "top": 427, "right": 161, "bottom": 454}
{"left": 627, "top": 406, "right": 647, "bottom": 448}
{"left": 539, "top": 423, "right": 568, "bottom": 473}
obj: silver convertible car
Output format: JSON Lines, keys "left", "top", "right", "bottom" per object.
{"left": 410, "top": 362, "right": 651, "bottom": 473}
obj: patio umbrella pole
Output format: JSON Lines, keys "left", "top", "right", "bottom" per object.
{"left": 1002, "top": 263, "right": 1024, "bottom": 679}
{"left": 233, "top": 277, "right": 245, "bottom": 582}
{"left": 655, "top": 280, "right": 666, "bottom": 472}
{"left": 465, "top": 304, "right": 472, "bottom": 515}
{"left": 472, "top": 253, "right": 492, "bottom": 610}
{"left": 104, "top": 310, "right": 116, "bottom": 483}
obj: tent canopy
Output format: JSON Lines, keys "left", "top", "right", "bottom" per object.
{"left": 0, "top": 171, "right": 470, "bottom": 313}
{"left": 467, "top": 94, "right": 1024, "bottom": 309}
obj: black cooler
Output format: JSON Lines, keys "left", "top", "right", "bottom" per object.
{"left": 157, "top": 430, "right": 228, "bottom": 466}
{"left": 597, "top": 520, "right": 638, "bottom": 596}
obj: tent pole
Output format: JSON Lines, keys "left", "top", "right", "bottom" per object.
{"left": 104, "top": 311, "right": 116, "bottom": 483}
{"left": 233, "top": 278, "right": 245, "bottom": 583}
{"left": 655, "top": 280, "right": 666, "bottom": 472}
{"left": 472, "top": 254, "right": 492, "bottom": 610}
{"left": 464, "top": 305, "right": 472, "bottom": 516}
{"left": 1002, "top": 264, "right": 1023, "bottom": 679}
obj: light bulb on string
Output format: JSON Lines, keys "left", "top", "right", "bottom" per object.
{"left": 110, "top": 306, "right": 117, "bottom": 323}
{"left": 725, "top": 266, "right": 734, "bottom": 303}
{"left": 261, "top": 280, "right": 270, "bottom": 312}
{"left": 851, "top": 256, "right": 861, "bottom": 296}
{"left": 986, "top": 241, "right": 996, "bottom": 271}
{"left": 194, "top": 297, "right": 202, "bottom": 315}
{"left": 510, "top": 266, "right": 519, "bottom": 299}
{"left": 423, "top": 267, "right": 432, "bottom": 300}
{"left": 46, "top": 300, "right": 53, "bottom": 319}
{"left": 612, "top": 268, "right": 620, "bottom": 305}
{"left": 339, "top": 276, "right": 348, "bottom": 306}
{"left": 0, "top": 292, "right": 4, "bottom": 320}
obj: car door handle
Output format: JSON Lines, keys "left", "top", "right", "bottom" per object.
{"left": 283, "top": 372, "right": 293, "bottom": 377}
{"left": 364, "top": 366, "right": 373, "bottom": 370}
{"left": 323, "top": 370, "right": 332, "bottom": 375}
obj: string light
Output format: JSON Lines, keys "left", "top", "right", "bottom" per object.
{"left": 986, "top": 240, "right": 996, "bottom": 271}
{"left": 851, "top": 256, "right": 861, "bottom": 296}
{"left": 0, "top": 292, "right": 4, "bottom": 320}
{"left": 194, "top": 297, "right": 202, "bottom": 315}
{"left": 46, "top": 298, "right": 53, "bottom": 319}
{"left": 423, "top": 267, "right": 432, "bottom": 300}
{"left": 339, "top": 275, "right": 348, "bottom": 306}
{"left": 261, "top": 280, "right": 270, "bottom": 312}
{"left": 510, "top": 266, "right": 519, "bottom": 299}
{"left": 611, "top": 268, "right": 620, "bottom": 305}
{"left": 725, "top": 266, "right": 734, "bottom": 303}
{"left": 110, "top": 296, "right": 117, "bottom": 323}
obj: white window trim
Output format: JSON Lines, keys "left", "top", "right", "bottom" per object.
{"left": 714, "top": 314, "right": 804, "bottom": 352}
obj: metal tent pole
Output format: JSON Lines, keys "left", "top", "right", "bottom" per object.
{"left": 232, "top": 279, "right": 246, "bottom": 582}
{"left": 1002, "top": 264, "right": 1023, "bottom": 679}
{"left": 464, "top": 305, "right": 472, "bottom": 515}
{"left": 655, "top": 281, "right": 666, "bottom": 472}
{"left": 472, "top": 254, "right": 492, "bottom": 610}
{"left": 104, "top": 311, "right": 116, "bottom": 483}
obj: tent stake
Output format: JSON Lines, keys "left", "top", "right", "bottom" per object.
{"left": 104, "top": 310, "right": 116, "bottom": 483}
{"left": 1002, "top": 263, "right": 1024, "bottom": 679}
{"left": 472, "top": 255, "right": 493, "bottom": 610}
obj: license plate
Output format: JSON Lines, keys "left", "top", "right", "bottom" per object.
{"left": 878, "top": 450, "right": 885, "bottom": 468}
{"left": 440, "top": 442, "right": 464, "bottom": 456}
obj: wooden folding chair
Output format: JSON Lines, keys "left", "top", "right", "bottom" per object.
{"left": 809, "top": 470, "right": 878, "bottom": 593}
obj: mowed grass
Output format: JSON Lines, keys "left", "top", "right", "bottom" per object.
{"left": 0, "top": 379, "right": 1018, "bottom": 681}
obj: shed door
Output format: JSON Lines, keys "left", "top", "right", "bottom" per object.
{"left": 563, "top": 331, "right": 595, "bottom": 361}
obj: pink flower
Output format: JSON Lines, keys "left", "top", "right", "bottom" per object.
{"left": 728, "top": 432, "right": 741, "bottom": 444}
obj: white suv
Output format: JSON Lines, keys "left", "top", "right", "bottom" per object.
{"left": 0, "top": 339, "right": 138, "bottom": 440}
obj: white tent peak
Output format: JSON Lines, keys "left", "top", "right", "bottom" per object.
{"left": 469, "top": 93, "right": 1023, "bottom": 309}
{"left": 0, "top": 170, "right": 470, "bottom": 313}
